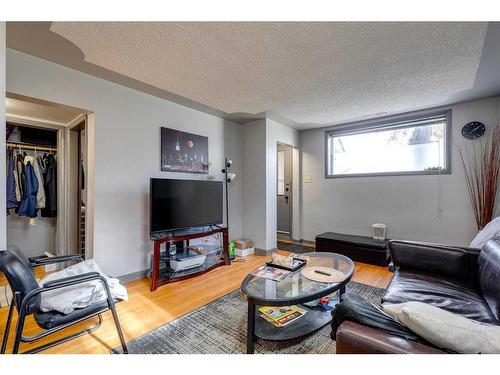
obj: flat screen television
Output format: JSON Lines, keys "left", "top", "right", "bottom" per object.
{"left": 150, "top": 178, "right": 223, "bottom": 234}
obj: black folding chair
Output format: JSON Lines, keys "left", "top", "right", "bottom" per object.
{"left": 0, "top": 247, "right": 128, "bottom": 354}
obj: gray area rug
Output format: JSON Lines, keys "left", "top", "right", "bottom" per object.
{"left": 116, "top": 281, "right": 385, "bottom": 354}
{"left": 277, "top": 240, "right": 315, "bottom": 254}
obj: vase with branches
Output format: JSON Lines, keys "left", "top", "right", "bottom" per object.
{"left": 458, "top": 125, "right": 500, "bottom": 230}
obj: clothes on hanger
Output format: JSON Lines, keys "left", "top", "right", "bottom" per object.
{"left": 15, "top": 152, "right": 25, "bottom": 202}
{"left": 41, "top": 153, "right": 57, "bottom": 218}
{"left": 32, "top": 156, "right": 46, "bottom": 209}
{"left": 5, "top": 147, "right": 57, "bottom": 221}
{"left": 6, "top": 151, "right": 18, "bottom": 211}
{"left": 12, "top": 152, "right": 21, "bottom": 203}
{"left": 81, "top": 163, "right": 85, "bottom": 190}
{"left": 18, "top": 157, "right": 39, "bottom": 219}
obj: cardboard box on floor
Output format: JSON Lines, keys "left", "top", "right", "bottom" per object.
{"left": 234, "top": 239, "right": 254, "bottom": 257}
{"left": 234, "top": 239, "right": 253, "bottom": 249}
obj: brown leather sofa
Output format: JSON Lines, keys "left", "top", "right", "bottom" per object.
{"left": 335, "top": 239, "right": 500, "bottom": 353}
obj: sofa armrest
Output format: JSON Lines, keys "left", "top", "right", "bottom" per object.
{"left": 336, "top": 321, "right": 444, "bottom": 354}
{"left": 389, "top": 240, "right": 480, "bottom": 282}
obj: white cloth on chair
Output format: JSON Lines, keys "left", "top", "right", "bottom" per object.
{"left": 39, "top": 259, "right": 128, "bottom": 314}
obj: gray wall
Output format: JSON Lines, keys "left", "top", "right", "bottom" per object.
{"left": 265, "top": 119, "right": 299, "bottom": 248}
{"left": 7, "top": 217, "right": 56, "bottom": 258}
{"left": 300, "top": 96, "right": 500, "bottom": 246}
{"left": 5, "top": 49, "right": 242, "bottom": 277}
{"left": 240, "top": 119, "right": 299, "bottom": 252}
{"left": 0, "top": 23, "right": 4, "bottom": 249}
{"left": 241, "top": 119, "right": 267, "bottom": 250}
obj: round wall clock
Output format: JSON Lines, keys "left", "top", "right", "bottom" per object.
{"left": 461, "top": 121, "right": 486, "bottom": 140}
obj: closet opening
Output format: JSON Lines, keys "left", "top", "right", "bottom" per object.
{"left": 5, "top": 93, "right": 94, "bottom": 262}
{"left": 6, "top": 124, "right": 58, "bottom": 259}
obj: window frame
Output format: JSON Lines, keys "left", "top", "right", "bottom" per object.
{"left": 324, "top": 108, "right": 452, "bottom": 178}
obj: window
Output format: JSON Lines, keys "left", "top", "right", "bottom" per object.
{"left": 325, "top": 110, "right": 451, "bottom": 177}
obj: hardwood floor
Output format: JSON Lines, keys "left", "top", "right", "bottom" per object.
{"left": 0, "top": 249, "right": 392, "bottom": 354}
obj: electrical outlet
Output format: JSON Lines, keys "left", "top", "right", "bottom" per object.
{"left": 304, "top": 176, "right": 312, "bottom": 183}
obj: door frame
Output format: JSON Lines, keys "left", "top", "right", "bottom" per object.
{"left": 66, "top": 113, "right": 94, "bottom": 259}
{"left": 276, "top": 142, "right": 293, "bottom": 238}
{"left": 6, "top": 112, "right": 94, "bottom": 259}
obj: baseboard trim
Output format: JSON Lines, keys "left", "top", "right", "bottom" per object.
{"left": 254, "top": 247, "right": 277, "bottom": 256}
{"left": 300, "top": 238, "right": 315, "bottom": 244}
{"left": 118, "top": 269, "right": 149, "bottom": 284}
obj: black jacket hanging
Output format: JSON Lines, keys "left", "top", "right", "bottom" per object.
{"left": 18, "top": 159, "right": 39, "bottom": 219}
{"left": 41, "top": 154, "right": 57, "bottom": 218}
{"left": 6, "top": 151, "right": 18, "bottom": 211}
{"left": 16, "top": 153, "right": 26, "bottom": 201}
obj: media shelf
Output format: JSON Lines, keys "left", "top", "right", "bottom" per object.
{"left": 150, "top": 227, "right": 230, "bottom": 291}
{"left": 159, "top": 244, "right": 222, "bottom": 261}
{"left": 158, "top": 253, "right": 224, "bottom": 282}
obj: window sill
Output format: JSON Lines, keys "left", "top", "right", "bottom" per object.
{"left": 325, "top": 169, "right": 451, "bottom": 178}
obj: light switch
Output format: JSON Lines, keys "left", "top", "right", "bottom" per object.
{"left": 304, "top": 176, "right": 312, "bottom": 183}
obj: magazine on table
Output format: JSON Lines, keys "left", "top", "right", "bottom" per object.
{"left": 258, "top": 305, "right": 307, "bottom": 327}
{"left": 251, "top": 265, "right": 291, "bottom": 281}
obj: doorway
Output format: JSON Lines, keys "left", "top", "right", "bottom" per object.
{"left": 277, "top": 143, "right": 293, "bottom": 239}
{"left": 5, "top": 93, "right": 94, "bottom": 259}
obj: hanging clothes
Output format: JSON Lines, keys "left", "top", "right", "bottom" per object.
{"left": 13, "top": 152, "right": 23, "bottom": 203}
{"left": 81, "top": 163, "right": 85, "bottom": 190}
{"left": 18, "top": 158, "right": 39, "bottom": 219}
{"left": 41, "top": 153, "right": 57, "bottom": 218}
{"left": 17, "top": 153, "right": 26, "bottom": 201}
{"left": 32, "top": 156, "right": 46, "bottom": 209}
{"left": 6, "top": 150, "right": 18, "bottom": 211}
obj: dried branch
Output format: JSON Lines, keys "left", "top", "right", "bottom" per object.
{"left": 459, "top": 126, "right": 500, "bottom": 230}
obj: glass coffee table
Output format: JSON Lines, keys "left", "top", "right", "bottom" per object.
{"left": 240, "top": 252, "right": 354, "bottom": 353}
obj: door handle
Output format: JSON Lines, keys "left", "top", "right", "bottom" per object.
{"left": 285, "top": 196, "right": 289, "bottom": 203}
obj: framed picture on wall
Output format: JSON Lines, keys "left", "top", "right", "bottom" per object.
{"left": 160, "top": 127, "right": 209, "bottom": 174}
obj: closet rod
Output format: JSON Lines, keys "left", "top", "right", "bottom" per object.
{"left": 7, "top": 142, "right": 57, "bottom": 153}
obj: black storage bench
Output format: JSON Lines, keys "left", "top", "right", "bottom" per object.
{"left": 315, "top": 232, "right": 389, "bottom": 266}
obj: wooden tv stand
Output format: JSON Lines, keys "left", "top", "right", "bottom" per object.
{"left": 150, "top": 227, "right": 230, "bottom": 291}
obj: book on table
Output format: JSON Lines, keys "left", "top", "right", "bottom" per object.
{"left": 258, "top": 305, "right": 307, "bottom": 327}
{"left": 250, "top": 265, "right": 290, "bottom": 281}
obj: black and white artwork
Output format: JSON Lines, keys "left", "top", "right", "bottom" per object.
{"left": 160, "top": 127, "right": 209, "bottom": 174}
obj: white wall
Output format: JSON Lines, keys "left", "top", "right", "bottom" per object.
{"left": 240, "top": 118, "right": 299, "bottom": 252}
{"left": 241, "top": 119, "right": 267, "bottom": 250}
{"left": 0, "top": 23, "right": 5, "bottom": 250}
{"left": 265, "top": 119, "right": 299, "bottom": 249}
{"left": 5, "top": 49, "right": 242, "bottom": 277}
{"left": 300, "top": 96, "right": 500, "bottom": 246}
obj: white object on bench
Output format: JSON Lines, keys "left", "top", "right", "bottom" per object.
{"left": 40, "top": 259, "right": 128, "bottom": 314}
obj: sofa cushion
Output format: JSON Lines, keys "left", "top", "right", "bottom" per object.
{"left": 478, "top": 240, "right": 500, "bottom": 321}
{"left": 383, "top": 302, "right": 500, "bottom": 354}
{"left": 470, "top": 217, "right": 500, "bottom": 249}
{"left": 382, "top": 270, "right": 497, "bottom": 324}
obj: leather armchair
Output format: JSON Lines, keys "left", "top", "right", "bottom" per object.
{"left": 334, "top": 239, "right": 500, "bottom": 353}
{"left": 0, "top": 248, "right": 129, "bottom": 354}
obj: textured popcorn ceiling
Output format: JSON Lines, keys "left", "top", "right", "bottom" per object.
{"left": 36, "top": 23, "right": 491, "bottom": 127}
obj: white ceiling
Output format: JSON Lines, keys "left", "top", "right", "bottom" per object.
{"left": 7, "top": 22, "right": 499, "bottom": 129}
